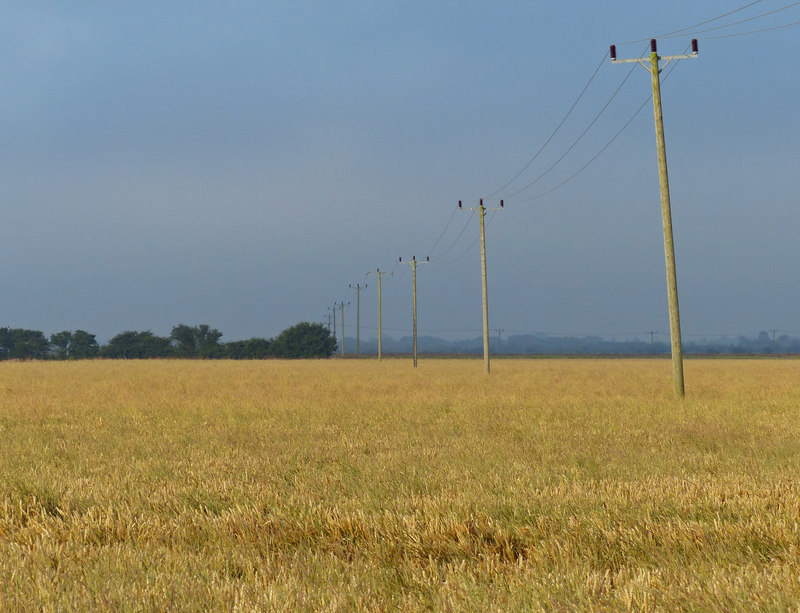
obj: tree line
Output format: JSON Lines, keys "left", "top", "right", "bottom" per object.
{"left": 0, "top": 322, "right": 336, "bottom": 361}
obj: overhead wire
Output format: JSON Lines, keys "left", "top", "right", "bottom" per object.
{"left": 485, "top": 51, "right": 608, "bottom": 198}
{"left": 704, "top": 17, "right": 800, "bottom": 37}
{"left": 510, "top": 43, "right": 689, "bottom": 204}
{"left": 677, "top": 0, "right": 800, "bottom": 36}
{"left": 406, "top": 1, "right": 772, "bottom": 269}
{"left": 618, "top": 0, "right": 766, "bottom": 44}
{"left": 499, "top": 49, "right": 644, "bottom": 200}
{"left": 437, "top": 210, "right": 499, "bottom": 264}
{"left": 428, "top": 210, "right": 475, "bottom": 263}
{"left": 350, "top": 5, "right": 797, "bottom": 338}
{"left": 425, "top": 203, "right": 460, "bottom": 258}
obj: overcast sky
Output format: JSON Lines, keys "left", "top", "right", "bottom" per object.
{"left": 1, "top": 1, "right": 798, "bottom": 344}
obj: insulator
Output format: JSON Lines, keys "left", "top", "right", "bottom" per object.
{"left": 691, "top": 39, "right": 698, "bottom": 54}
{"left": 609, "top": 45, "right": 617, "bottom": 61}
{"left": 650, "top": 39, "right": 657, "bottom": 53}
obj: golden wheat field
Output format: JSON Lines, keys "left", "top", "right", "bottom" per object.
{"left": 0, "top": 358, "right": 799, "bottom": 611}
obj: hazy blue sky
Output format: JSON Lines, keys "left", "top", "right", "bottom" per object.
{"left": 1, "top": 1, "right": 798, "bottom": 344}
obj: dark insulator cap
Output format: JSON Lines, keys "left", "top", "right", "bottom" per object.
{"left": 691, "top": 39, "right": 699, "bottom": 54}
{"left": 609, "top": 45, "right": 617, "bottom": 61}
{"left": 650, "top": 39, "right": 657, "bottom": 53}
{"left": 458, "top": 200, "right": 462, "bottom": 208}
{"left": 500, "top": 199, "right": 504, "bottom": 208}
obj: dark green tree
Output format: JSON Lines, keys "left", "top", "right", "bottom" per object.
{"left": 50, "top": 330, "right": 99, "bottom": 359}
{"left": 171, "top": 324, "right": 223, "bottom": 358}
{"left": 101, "top": 331, "right": 172, "bottom": 359}
{"left": 70, "top": 330, "right": 100, "bottom": 359}
{"left": 0, "top": 328, "right": 49, "bottom": 360}
{"left": 270, "top": 322, "right": 336, "bottom": 358}
{"left": 223, "top": 338, "right": 272, "bottom": 359}
{"left": 50, "top": 331, "right": 73, "bottom": 359}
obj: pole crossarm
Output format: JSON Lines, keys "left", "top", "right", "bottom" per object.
{"left": 610, "top": 38, "right": 698, "bottom": 68}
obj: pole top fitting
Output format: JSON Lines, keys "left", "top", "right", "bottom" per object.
{"left": 650, "top": 39, "right": 657, "bottom": 54}
{"left": 609, "top": 44, "right": 617, "bottom": 61}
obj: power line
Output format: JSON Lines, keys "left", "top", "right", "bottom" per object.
{"left": 510, "top": 45, "right": 687, "bottom": 204}
{"left": 425, "top": 203, "right": 461, "bottom": 258}
{"left": 681, "top": 0, "right": 800, "bottom": 36}
{"left": 420, "top": 3, "right": 786, "bottom": 277}
{"left": 485, "top": 51, "right": 608, "bottom": 198}
{"left": 618, "top": 0, "right": 767, "bottom": 44}
{"left": 704, "top": 17, "right": 800, "bottom": 38}
{"left": 429, "top": 210, "right": 475, "bottom": 263}
{"left": 500, "top": 52, "right": 643, "bottom": 200}
{"left": 658, "top": 0, "right": 767, "bottom": 37}
{"left": 438, "top": 210, "right": 498, "bottom": 264}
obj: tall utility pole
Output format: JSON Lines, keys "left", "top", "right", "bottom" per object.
{"left": 367, "top": 269, "right": 392, "bottom": 361}
{"left": 459, "top": 199, "right": 503, "bottom": 374}
{"left": 349, "top": 283, "right": 366, "bottom": 356}
{"left": 338, "top": 301, "right": 349, "bottom": 357}
{"left": 610, "top": 38, "right": 698, "bottom": 399}
{"left": 400, "top": 256, "right": 429, "bottom": 367}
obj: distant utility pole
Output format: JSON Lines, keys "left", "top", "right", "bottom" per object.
{"left": 399, "top": 256, "right": 429, "bottom": 367}
{"left": 610, "top": 38, "right": 698, "bottom": 399}
{"left": 648, "top": 330, "right": 658, "bottom": 348}
{"left": 367, "top": 269, "right": 392, "bottom": 361}
{"left": 496, "top": 328, "right": 504, "bottom": 354}
{"left": 349, "top": 283, "right": 366, "bottom": 356}
{"left": 328, "top": 305, "right": 337, "bottom": 340}
{"left": 338, "top": 301, "right": 349, "bottom": 357}
{"left": 459, "top": 198, "right": 503, "bottom": 374}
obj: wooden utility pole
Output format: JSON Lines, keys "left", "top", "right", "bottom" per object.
{"left": 400, "top": 256, "right": 429, "bottom": 367}
{"left": 367, "top": 269, "right": 392, "bottom": 361}
{"left": 610, "top": 38, "right": 698, "bottom": 398}
{"left": 338, "top": 301, "right": 349, "bottom": 357}
{"left": 328, "top": 305, "right": 337, "bottom": 341}
{"left": 459, "top": 199, "right": 503, "bottom": 374}
{"left": 349, "top": 283, "right": 366, "bottom": 356}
